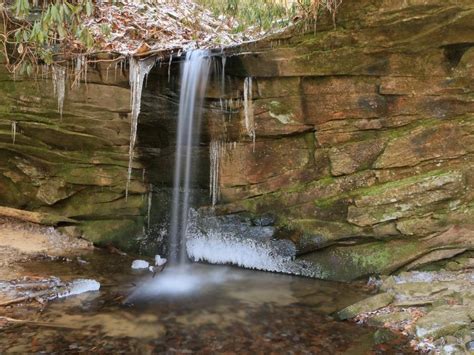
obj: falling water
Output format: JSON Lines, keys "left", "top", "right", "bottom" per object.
{"left": 169, "top": 50, "right": 211, "bottom": 265}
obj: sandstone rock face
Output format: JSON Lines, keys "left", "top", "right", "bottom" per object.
{"left": 207, "top": 0, "right": 474, "bottom": 280}
{"left": 0, "top": 0, "right": 473, "bottom": 275}
{"left": 0, "top": 62, "right": 148, "bottom": 250}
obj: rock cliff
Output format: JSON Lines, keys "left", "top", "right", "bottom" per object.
{"left": 0, "top": 0, "right": 472, "bottom": 280}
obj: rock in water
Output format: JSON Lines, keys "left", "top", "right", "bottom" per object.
{"left": 131, "top": 260, "right": 150, "bottom": 269}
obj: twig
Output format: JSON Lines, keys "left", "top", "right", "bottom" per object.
{"left": 0, "top": 289, "right": 55, "bottom": 307}
{"left": 0, "top": 316, "right": 81, "bottom": 330}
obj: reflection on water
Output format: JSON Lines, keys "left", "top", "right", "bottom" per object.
{"left": 0, "top": 252, "right": 413, "bottom": 353}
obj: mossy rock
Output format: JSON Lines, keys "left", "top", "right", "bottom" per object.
{"left": 79, "top": 217, "right": 145, "bottom": 252}
{"left": 337, "top": 293, "right": 394, "bottom": 320}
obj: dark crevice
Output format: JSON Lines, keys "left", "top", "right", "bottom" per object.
{"left": 442, "top": 43, "right": 473, "bottom": 68}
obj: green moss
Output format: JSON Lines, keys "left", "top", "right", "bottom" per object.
{"left": 79, "top": 217, "right": 145, "bottom": 252}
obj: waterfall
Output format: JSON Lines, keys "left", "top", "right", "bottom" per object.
{"left": 169, "top": 50, "right": 211, "bottom": 265}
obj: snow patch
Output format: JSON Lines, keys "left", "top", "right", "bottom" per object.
{"left": 132, "top": 260, "right": 150, "bottom": 269}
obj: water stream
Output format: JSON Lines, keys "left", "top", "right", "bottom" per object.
{"left": 168, "top": 50, "right": 211, "bottom": 265}
{"left": 0, "top": 253, "right": 413, "bottom": 353}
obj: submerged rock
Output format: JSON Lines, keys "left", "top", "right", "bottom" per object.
{"left": 337, "top": 293, "right": 394, "bottom": 320}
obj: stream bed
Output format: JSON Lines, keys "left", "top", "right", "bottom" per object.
{"left": 0, "top": 251, "right": 413, "bottom": 353}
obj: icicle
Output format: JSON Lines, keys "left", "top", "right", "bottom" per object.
{"left": 125, "top": 56, "right": 156, "bottom": 199}
{"left": 221, "top": 56, "right": 226, "bottom": 93}
{"left": 168, "top": 55, "right": 173, "bottom": 83}
{"left": 51, "top": 65, "right": 66, "bottom": 119}
{"left": 209, "top": 140, "right": 222, "bottom": 206}
{"left": 209, "top": 140, "right": 238, "bottom": 206}
{"left": 73, "top": 55, "right": 86, "bottom": 88}
{"left": 11, "top": 121, "right": 16, "bottom": 144}
{"left": 243, "top": 77, "right": 256, "bottom": 151}
{"left": 147, "top": 184, "right": 153, "bottom": 229}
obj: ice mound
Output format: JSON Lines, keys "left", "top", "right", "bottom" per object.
{"left": 131, "top": 260, "right": 150, "bottom": 269}
{"left": 185, "top": 209, "right": 298, "bottom": 274}
{"left": 187, "top": 232, "right": 295, "bottom": 272}
{"left": 154, "top": 255, "right": 167, "bottom": 266}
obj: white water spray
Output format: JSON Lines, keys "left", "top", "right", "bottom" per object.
{"left": 169, "top": 50, "right": 211, "bottom": 265}
{"left": 125, "top": 57, "right": 156, "bottom": 199}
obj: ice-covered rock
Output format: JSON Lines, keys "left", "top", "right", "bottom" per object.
{"left": 154, "top": 255, "right": 167, "bottom": 266}
{"left": 131, "top": 260, "right": 150, "bottom": 269}
{"left": 58, "top": 279, "right": 100, "bottom": 298}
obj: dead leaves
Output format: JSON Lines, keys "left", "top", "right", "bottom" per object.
{"left": 83, "top": 0, "right": 249, "bottom": 56}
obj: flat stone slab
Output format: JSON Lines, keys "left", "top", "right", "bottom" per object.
{"left": 415, "top": 305, "right": 471, "bottom": 339}
{"left": 337, "top": 292, "right": 394, "bottom": 320}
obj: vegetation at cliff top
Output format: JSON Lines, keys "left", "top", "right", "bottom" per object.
{"left": 0, "top": 0, "right": 342, "bottom": 75}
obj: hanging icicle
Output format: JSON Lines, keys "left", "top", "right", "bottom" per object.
{"left": 11, "top": 121, "right": 16, "bottom": 144}
{"left": 221, "top": 55, "right": 226, "bottom": 94}
{"left": 209, "top": 140, "right": 222, "bottom": 206}
{"left": 147, "top": 184, "right": 153, "bottom": 229}
{"left": 243, "top": 77, "right": 256, "bottom": 151}
{"left": 125, "top": 56, "right": 156, "bottom": 199}
{"left": 209, "top": 140, "right": 238, "bottom": 206}
{"left": 51, "top": 65, "right": 66, "bottom": 119}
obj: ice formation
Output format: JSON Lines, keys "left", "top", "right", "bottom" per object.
{"left": 154, "top": 255, "right": 167, "bottom": 266}
{"left": 131, "top": 259, "right": 150, "bottom": 269}
{"left": 184, "top": 210, "right": 329, "bottom": 278}
{"left": 209, "top": 140, "right": 223, "bottom": 206}
{"left": 51, "top": 65, "right": 66, "bottom": 119}
{"left": 243, "top": 77, "right": 255, "bottom": 151}
{"left": 57, "top": 279, "right": 100, "bottom": 298}
{"left": 126, "top": 56, "right": 156, "bottom": 199}
{"left": 73, "top": 55, "right": 87, "bottom": 88}
{"left": 147, "top": 185, "right": 153, "bottom": 229}
{"left": 209, "top": 141, "right": 237, "bottom": 206}
{"left": 11, "top": 121, "right": 16, "bottom": 144}
{"left": 187, "top": 231, "right": 293, "bottom": 273}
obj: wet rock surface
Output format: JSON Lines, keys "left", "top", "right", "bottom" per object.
{"left": 340, "top": 266, "right": 474, "bottom": 353}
